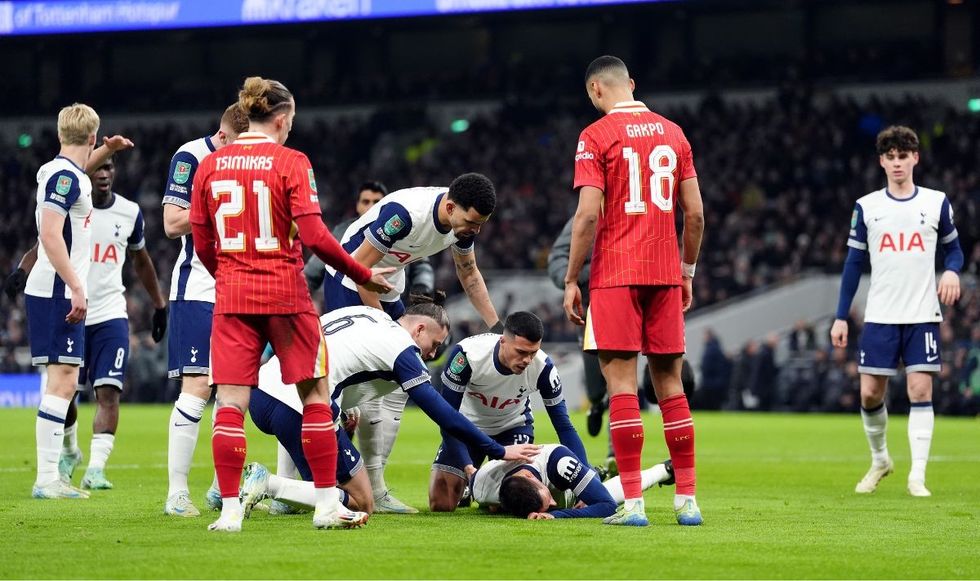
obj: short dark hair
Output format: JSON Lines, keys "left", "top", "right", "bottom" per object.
{"left": 404, "top": 300, "right": 450, "bottom": 331}
{"left": 447, "top": 173, "right": 496, "bottom": 216}
{"left": 876, "top": 126, "right": 919, "bottom": 155}
{"left": 499, "top": 475, "right": 543, "bottom": 518}
{"left": 504, "top": 311, "right": 543, "bottom": 343}
{"left": 358, "top": 181, "right": 388, "bottom": 197}
{"left": 585, "top": 55, "right": 629, "bottom": 84}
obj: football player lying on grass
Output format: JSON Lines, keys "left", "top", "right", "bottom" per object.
{"left": 470, "top": 444, "right": 673, "bottom": 521}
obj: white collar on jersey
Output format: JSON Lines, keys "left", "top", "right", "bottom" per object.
{"left": 234, "top": 132, "right": 276, "bottom": 144}
{"left": 610, "top": 100, "right": 649, "bottom": 113}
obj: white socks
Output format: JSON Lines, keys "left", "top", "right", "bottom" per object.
{"left": 36, "top": 394, "right": 71, "bottom": 487}
{"left": 268, "top": 474, "right": 348, "bottom": 511}
{"left": 380, "top": 390, "right": 408, "bottom": 469}
{"left": 88, "top": 433, "right": 115, "bottom": 471}
{"left": 221, "top": 496, "right": 242, "bottom": 518}
{"left": 355, "top": 392, "right": 407, "bottom": 497}
{"left": 673, "top": 494, "right": 695, "bottom": 511}
{"left": 315, "top": 485, "right": 340, "bottom": 510}
{"left": 356, "top": 398, "right": 387, "bottom": 495}
{"left": 603, "top": 463, "right": 672, "bottom": 504}
{"left": 276, "top": 442, "right": 299, "bottom": 479}
{"left": 861, "top": 403, "right": 890, "bottom": 467}
{"left": 168, "top": 393, "right": 207, "bottom": 497}
{"left": 908, "top": 402, "right": 934, "bottom": 484}
{"left": 63, "top": 422, "right": 80, "bottom": 455}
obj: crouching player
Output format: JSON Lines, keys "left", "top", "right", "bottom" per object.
{"left": 429, "top": 312, "right": 588, "bottom": 511}
{"left": 240, "top": 302, "right": 540, "bottom": 515}
{"left": 472, "top": 444, "right": 673, "bottom": 521}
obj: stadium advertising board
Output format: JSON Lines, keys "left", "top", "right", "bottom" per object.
{"left": 0, "top": 0, "right": 671, "bottom": 36}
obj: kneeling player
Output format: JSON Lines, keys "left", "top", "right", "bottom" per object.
{"left": 240, "top": 302, "right": 540, "bottom": 517}
{"left": 248, "top": 357, "right": 373, "bottom": 514}
{"left": 471, "top": 444, "right": 673, "bottom": 521}
{"left": 429, "top": 312, "right": 587, "bottom": 511}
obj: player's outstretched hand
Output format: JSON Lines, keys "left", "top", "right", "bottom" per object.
{"left": 151, "top": 306, "right": 168, "bottom": 343}
{"left": 341, "top": 406, "right": 361, "bottom": 436}
{"left": 563, "top": 283, "right": 584, "bottom": 326}
{"left": 938, "top": 270, "right": 961, "bottom": 306}
{"left": 681, "top": 277, "right": 694, "bottom": 312}
{"left": 3, "top": 268, "right": 27, "bottom": 300}
{"left": 66, "top": 288, "right": 87, "bottom": 324}
{"left": 502, "top": 443, "right": 541, "bottom": 462}
{"left": 830, "top": 319, "right": 848, "bottom": 349}
{"left": 528, "top": 512, "right": 555, "bottom": 520}
{"left": 102, "top": 135, "right": 135, "bottom": 152}
{"left": 363, "top": 267, "right": 395, "bottom": 294}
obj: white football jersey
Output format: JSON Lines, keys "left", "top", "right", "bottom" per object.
{"left": 325, "top": 187, "right": 475, "bottom": 302}
{"left": 256, "top": 306, "right": 431, "bottom": 413}
{"left": 86, "top": 194, "right": 145, "bottom": 325}
{"left": 26, "top": 157, "right": 93, "bottom": 300}
{"left": 162, "top": 136, "right": 217, "bottom": 303}
{"left": 472, "top": 444, "right": 595, "bottom": 506}
{"left": 442, "top": 334, "right": 563, "bottom": 435}
{"left": 848, "top": 187, "right": 957, "bottom": 324}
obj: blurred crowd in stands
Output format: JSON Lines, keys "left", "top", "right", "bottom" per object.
{"left": 0, "top": 88, "right": 977, "bottom": 413}
{"left": 695, "top": 316, "right": 980, "bottom": 417}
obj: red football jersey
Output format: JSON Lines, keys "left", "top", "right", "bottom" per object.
{"left": 189, "top": 132, "right": 323, "bottom": 314}
{"left": 573, "top": 101, "right": 697, "bottom": 289}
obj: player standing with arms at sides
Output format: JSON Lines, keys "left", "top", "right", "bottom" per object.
{"left": 161, "top": 104, "right": 248, "bottom": 517}
{"left": 563, "top": 56, "right": 705, "bottom": 527}
{"left": 322, "top": 176, "right": 501, "bottom": 513}
{"left": 26, "top": 103, "right": 100, "bottom": 499}
{"left": 14, "top": 155, "right": 168, "bottom": 491}
{"left": 831, "top": 126, "right": 962, "bottom": 497}
{"left": 190, "top": 76, "right": 393, "bottom": 532}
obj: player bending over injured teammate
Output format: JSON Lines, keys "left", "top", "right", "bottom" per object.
{"left": 239, "top": 301, "right": 539, "bottom": 516}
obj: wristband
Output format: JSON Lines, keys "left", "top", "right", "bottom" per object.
{"left": 681, "top": 262, "right": 696, "bottom": 279}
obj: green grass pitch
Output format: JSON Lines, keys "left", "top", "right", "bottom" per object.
{"left": 0, "top": 405, "right": 977, "bottom": 579}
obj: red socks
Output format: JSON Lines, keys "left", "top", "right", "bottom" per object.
{"left": 212, "top": 407, "right": 247, "bottom": 499}
{"left": 660, "top": 393, "right": 696, "bottom": 496}
{"left": 301, "top": 403, "right": 338, "bottom": 489}
{"left": 609, "top": 392, "right": 644, "bottom": 500}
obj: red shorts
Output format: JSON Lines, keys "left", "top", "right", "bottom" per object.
{"left": 211, "top": 311, "right": 328, "bottom": 386}
{"left": 584, "top": 286, "right": 685, "bottom": 355}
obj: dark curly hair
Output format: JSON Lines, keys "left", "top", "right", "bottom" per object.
{"left": 499, "top": 475, "right": 544, "bottom": 518}
{"left": 448, "top": 173, "right": 496, "bottom": 216}
{"left": 876, "top": 125, "right": 919, "bottom": 155}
